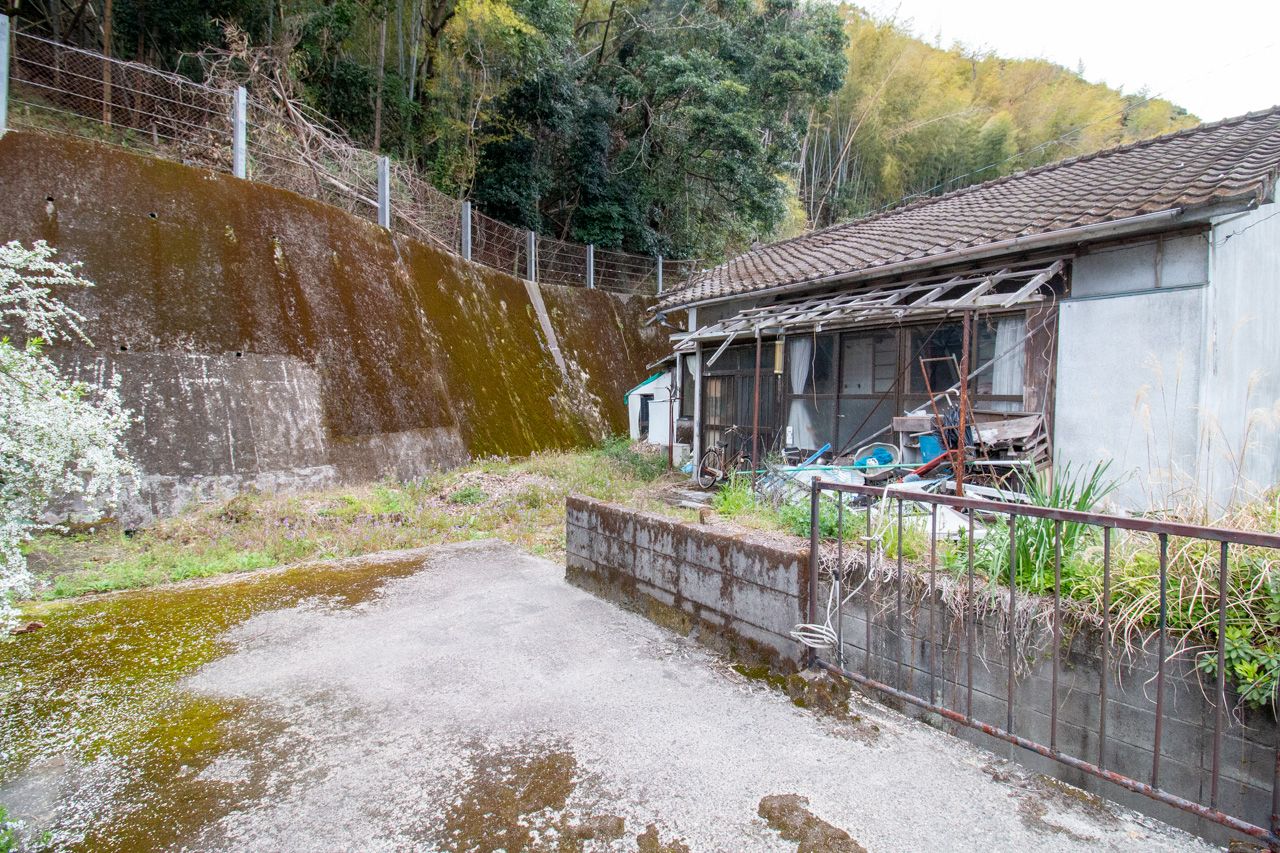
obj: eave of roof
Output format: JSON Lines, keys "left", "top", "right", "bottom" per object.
{"left": 659, "top": 105, "right": 1280, "bottom": 311}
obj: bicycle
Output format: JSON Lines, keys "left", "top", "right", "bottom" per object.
{"left": 696, "top": 425, "right": 754, "bottom": 489}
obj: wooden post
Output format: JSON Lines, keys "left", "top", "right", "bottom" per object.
{"left": 956, "top": 309, "right": 972, "bottom": 497}
{"left": 751, "top": 328, "right": 762, "bottom": 476}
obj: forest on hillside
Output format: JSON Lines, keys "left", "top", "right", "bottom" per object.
{"left": 7, "top": 0, "right": 1197, "bottom": 261}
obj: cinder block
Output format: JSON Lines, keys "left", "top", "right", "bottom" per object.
{"left": 733, "top": 588, "right": 804, "bottom": 640}
{"left": 731, "top": 617, "right": 800, "bottom": 663}
{"left": 634, "top": 547, "right": 680, "bottom": 592}
{"left": 683, "top": 526, "right": 732, "bottom": 572}
{"left": 594, "top": 503, "right": 636, "bottom": 543}
{"left": 636, "top": 578, "right": 677, "bottom": 608}
{"left": 678, "top": 562, "right": 728, "bottom": 612}
{"left": 592, "top": 534, "right": 635, "bottom": 572}
{"left": 565, "top": 496, "right": 595, "bottom": 531}
{"left": 566, "top": 523, "right": 593, "bottom": 560}
{"left": 635, "top": 516, "right": 681, "bottom": 557}
{"left": 565, "top": 550, "right": 596, "bottom": 574}
{"left": 728, "top": 540, "right": 806, "bottom": 593}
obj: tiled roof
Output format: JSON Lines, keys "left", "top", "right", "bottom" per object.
{"left": 660, "top": 106, "right": 1280, "bottom": 309}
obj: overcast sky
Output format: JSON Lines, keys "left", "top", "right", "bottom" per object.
{"left": 859, "top": 0, "right": 1280, "bottom": 121}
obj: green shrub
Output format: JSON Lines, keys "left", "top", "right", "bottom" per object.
{"left": 448, "top": 485, "right": 488, "bottom": 506}
{"left": 1198, "top": 625, "right": 1280, "bottom": 708}
{"left": 712, "top": 474, "right": 756, "bottom": 517}
{"left": 595, "top": 435, "right": 668, "bottom": 481}
{"left": 514, "top": 485, "right": 546, "bottom": 509}
{"left": 779, "top": 493, "right": 863, "bottom": 541}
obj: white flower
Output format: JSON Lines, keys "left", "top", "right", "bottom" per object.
{"left": 0, "top": 241, "right": 136, "bottom": 630}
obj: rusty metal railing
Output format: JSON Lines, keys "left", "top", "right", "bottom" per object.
{"left": 805, "top": 479, "right": 1280, "bottom": 848}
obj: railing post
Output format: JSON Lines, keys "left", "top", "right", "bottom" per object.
{"left": 377, "top": 155, "right": 390, "bottom": 229}
{"left": 526, "top": 229, "right": 537, "bottom": 282}
{"left": 461, "top": 200, "right": 472, "bottom": 261}
{"left": 807, "top": 480, "right": 821, "bottom": 667}
{"left": 0, "top": 15, "right": 11, "bottom": 137}
{"left": 586, "top": 243, "right": 595, "bottom": 288}
{"left": 232, "top": 86, "right": 246, "bottom": 178}
{"left": 656, "top": 254, "right": 664, "bottom": 294}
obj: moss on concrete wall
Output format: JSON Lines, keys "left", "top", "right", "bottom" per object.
{"left": 0, "top": 131, "right": 668, "bottom": 519}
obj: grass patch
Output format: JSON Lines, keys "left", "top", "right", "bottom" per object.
{"left": 447, "top": 485, "right": 488, "bottom": 506}
{"left": 25, "top": 441, "right": 690, "bottom": 602}
{"left": 714, "top": 460, "right": 1280, "bottom": 708}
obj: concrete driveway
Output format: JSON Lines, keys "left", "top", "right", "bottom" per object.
{"left": 182, "top": 540, "right": 1211, "bottom": 852}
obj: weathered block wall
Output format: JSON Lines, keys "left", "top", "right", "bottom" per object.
{"left": 832, "top": 572, "right": 1277, "bottom": 845}
{"left": 564, "top": 496, "right": 810, "bottom": 669}
{"left": 565, "top": 497, "right": 1278, "bottom": 846}
{"left": 0, "top": 131, "right": 668, "bottom": 521}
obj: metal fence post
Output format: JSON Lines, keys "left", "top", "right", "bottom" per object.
{"left": 526, "top": 229, "right": 537, "bottom": 282}
{"left": 0, "top": 15, "right": 10, "bottom": 137}
{"left": 586, "top": 243, "right": 595, "bottom": 289}
{"left": 461, "top": 200, "right": 472, "bottom": 261}
{"left": 656, "top": 255, "right": 664, "bottom": 294}
{"left": 232, "top": 86, "right": 246, "bottom": 178}
{"left": 377, "top": 155, "right": 390, "bottom": 229}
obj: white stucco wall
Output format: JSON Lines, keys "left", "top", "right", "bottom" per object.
{"left": 627, "top": 371, "right": 673, "bottom": 446}
{"left": 1199, "top": 203, "right": 1280, "bottom": 507}
{"left": 1056, "top": 202, "right": 1280, "bottom": 511}
{"left": 1055, "top": 285, "right": 1207, "bottom": 508}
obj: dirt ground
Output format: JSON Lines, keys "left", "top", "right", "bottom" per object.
{"left": 3, "top": 541, "right": 1218, "bottom": 851}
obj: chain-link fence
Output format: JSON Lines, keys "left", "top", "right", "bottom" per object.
{"left": 8, "top": 30, "right": 232, "bottom": 169}
{"left": 3, "top": 24, "right": 693, "bottom": 296}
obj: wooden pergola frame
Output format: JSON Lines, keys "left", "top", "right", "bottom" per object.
{"left": 676, "top": 260, "right": 1064, "bottom": 367}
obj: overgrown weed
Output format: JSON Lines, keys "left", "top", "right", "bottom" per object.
{"left": 25, "top": 442, "right": 690, "bottom": 600}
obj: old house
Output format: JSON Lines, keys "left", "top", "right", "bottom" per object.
{"left": 656, "top": 107, "right": 1280, "bottom": 508}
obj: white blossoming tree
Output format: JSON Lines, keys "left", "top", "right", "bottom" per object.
{"left": 1, "top": 241, "right": 135, "bottom": 630}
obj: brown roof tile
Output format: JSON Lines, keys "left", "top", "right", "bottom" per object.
{"left": 661, "top": 107, "right": 1280, "bottom": 309}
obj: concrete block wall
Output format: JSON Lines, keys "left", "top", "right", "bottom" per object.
{"left": 564, "top": 496, "right": 810, "bottom": 669}
{"left": 564, "top": 495, "right": 1279, "bottom": 845}
{"left": 832, "top": 570, "right": 1278, "bottom": 845}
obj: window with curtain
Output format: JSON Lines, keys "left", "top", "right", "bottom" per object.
{"left": 786, "top": 334, "right": 835, "bottom": 451}
{"left": 679, "top": 355, "right": 696, "bottom": 418}
{"left": 776, "top": 313, "right": 1034, "bottom": 458}
{"left": 975, "top": 315, "right": 1026, "bottom": 410}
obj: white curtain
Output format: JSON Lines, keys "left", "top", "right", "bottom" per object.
{"left": 787, "top": 337, "right": 817, "bottom": 448}
{"left": 991, "top": 316, "right": 1026, "bottom": 409}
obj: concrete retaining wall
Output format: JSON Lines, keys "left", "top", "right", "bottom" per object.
{"left": 0, "top": 131, "right": 668, "bottom": 522}
{"left": 564, "top": 496, "right": 811, "bottom": 670}
{"left": 565, "top": 497, "right": 1279, "bottom": 846}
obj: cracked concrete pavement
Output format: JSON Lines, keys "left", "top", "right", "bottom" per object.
{"left": 183, "top": 540, "right": 1216, "bottom": 852}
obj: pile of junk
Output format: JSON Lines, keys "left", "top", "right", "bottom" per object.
{"left": 759, "top": 406, "right": 1046, "bottom": 508}
{"left": 690, "top": 350, "right": 1051, "bottom": 511}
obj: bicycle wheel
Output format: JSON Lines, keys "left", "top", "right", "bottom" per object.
{"left": 696, "top": 450, "right": 722, "bottom": 489}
